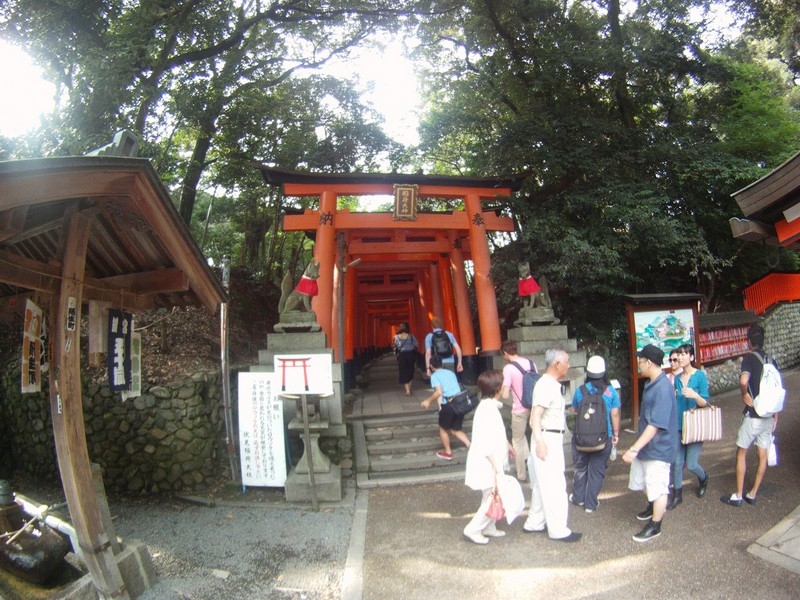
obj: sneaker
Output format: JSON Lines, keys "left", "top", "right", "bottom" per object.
{"left": 464, "top": 532, "right": 489, "bottom": 545}
{"left": 553, "top": 532, "right": 582, "bottom": 543}
{"left": 436, "top": 451, "right": 453, "bottom": 460}
{"left": 720, "top": 494, "right": 742, "bottom": 507}
{"left": 568, "top": 493, "right": 584, "bottom": 507}
{"left": 522, "top": 526, "right": 547, "bottom": 534}
{"left": 636, "top": 503, "right": 653, "bottom": 521}
{"left": 633, "top": 520, "right": 661, "bottom": 543}
{"left": 482, "top": 529, "right": 506, "bottom": 538}
{"left": 585, "top": 501, "right": 599, "bottom": 514}
{"left": 744, "top": 494, "right": 757, "bottom": 505}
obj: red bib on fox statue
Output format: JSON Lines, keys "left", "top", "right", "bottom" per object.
{"left": 295, "top": 275, "right": 319, "bottom": 297}
{"left": 518, "top": 276, "right": 541, "bottom": 297}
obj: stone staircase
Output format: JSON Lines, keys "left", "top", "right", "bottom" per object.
{"left": 352, "top": 410, "right": 480, "bottom": 488}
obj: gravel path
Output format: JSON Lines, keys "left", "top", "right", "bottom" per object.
{"left": 110, "top": 487, "right": 357, "bottom": 600}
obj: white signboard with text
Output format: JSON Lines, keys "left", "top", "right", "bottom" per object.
{"left": 237, "top": 372, "right": 286, "bottom": 487}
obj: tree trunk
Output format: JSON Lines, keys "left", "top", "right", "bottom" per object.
{"left": 179, "top": 134, "right": 213, "bottom": 225}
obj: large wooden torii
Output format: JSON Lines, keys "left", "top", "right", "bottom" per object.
{"left": 0, "top": 157, "right": 226, "bottom": 598}
{"left": 256, "top": 167, "right": 525, "bottom": 378}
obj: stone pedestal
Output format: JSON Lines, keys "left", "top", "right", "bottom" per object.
{"left": 514, "top": 306, "right": 560, "bottom": 326}
{"left": 288, "top": 418, "right": 331, "bottom": 474}
{"left": 273, "top": 311, "right": 321, "bottom": 332}
{"left": 284, "top": 464, "right": 342, "bottom": 503}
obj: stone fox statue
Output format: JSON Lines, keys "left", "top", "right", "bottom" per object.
{"left": 279, "top": 261, "right": 321, "bottom": 313}
{"left": 517, "top": 262, "right": 552, "bottom": 309}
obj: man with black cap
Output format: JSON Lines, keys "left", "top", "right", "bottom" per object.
{"left": 623, "top": 344, "right": 679, "bottom": 542}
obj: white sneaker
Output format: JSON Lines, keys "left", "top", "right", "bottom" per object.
{"left": 586, "top": 501, "right": 600, "bottom": 514}
{"left": 482, "top": 529, "right": 506, "bottom": 538}
{"left": 464, "top": 531, "right": 489, "bottom": 544}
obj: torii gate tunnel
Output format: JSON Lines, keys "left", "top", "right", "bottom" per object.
{"left": 257, "top": 166, "right": 526, "bottom": 385}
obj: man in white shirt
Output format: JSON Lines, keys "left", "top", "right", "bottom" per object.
{"left": 522, "top": 348, "right": 581, "bottom": 542}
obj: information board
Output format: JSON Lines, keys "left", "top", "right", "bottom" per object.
{"left": 237, "top": 372, "right": 287, "bottom": 487}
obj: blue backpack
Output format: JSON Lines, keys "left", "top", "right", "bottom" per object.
{"left": 510, "top": 360, "right": 540, "bottom": 409}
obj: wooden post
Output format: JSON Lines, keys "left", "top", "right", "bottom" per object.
{"left": 50, "top": 210, "right": 130, "bottom": 600}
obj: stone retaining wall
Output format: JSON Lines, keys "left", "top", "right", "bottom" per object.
{"left": 0, "top": 369, "right": 229, "bottom": 494}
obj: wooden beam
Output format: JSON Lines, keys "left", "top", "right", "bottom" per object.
{"left": 100, "top": 268, "right": 189, "bottom": 295}
{"left": 0, "top": 206, "right": 28, "bottom": 243}
{"left": 282, "top": 209, "right": 514, "bottom": 233}
{"left": 50, "top": 210, "right": 130, "bottom": 599}
{"left": 0, "top": 248, "right": 61, "bottom": 292}
{"left": 0, "top": 249, "right": 153, "bottom": 311}
{"left": 282, "top": 182, "right": 512, "bottom": 198}
{"left": 0, "top": 170, "right": 137, "bottom": 211}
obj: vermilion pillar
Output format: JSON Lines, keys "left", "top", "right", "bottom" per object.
{"left": 438, "top": 254, "right": 458, "bottom": 335}
{"left": 428, "top": 263, "right": 444, "bottom": 321}
{"left": 345, "top": 264, "right": 357, "bottom": 360}
{"left": 448, "top": 233, "right": 476, "bottom": 355}
{"left": 464, "top": 192, "right": 501, "bottom": 353}
{"left": 313, "top": 190, "right": 337, "bottom": 344}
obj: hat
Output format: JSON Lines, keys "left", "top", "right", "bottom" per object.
{"left": 636, "top": 344, "right": 664, "bottom": 366}
{"left": 586, "top": 356, "right": 606, "bottom": 378}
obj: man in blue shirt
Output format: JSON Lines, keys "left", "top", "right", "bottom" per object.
{"left": 623, "top": 344, "right": 679, "bottom": 542}
{"left": 421, "top": 355, "right": 470, "bottom": 460}
{"left": 424, "top": 316, "right": 463, "bottom": 375}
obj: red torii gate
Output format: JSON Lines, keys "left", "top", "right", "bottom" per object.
{"left": 256, "top": 167, "right": 525, "bottom": 380}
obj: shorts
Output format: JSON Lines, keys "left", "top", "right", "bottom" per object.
{"left": 736, "top": 415, "right": 773, "bottom": 449}
{"left": 438, "top": 402, "right": 465, "bottom": 431}
{"left": 628, "top": 458, "right": 670, "bottom": 502}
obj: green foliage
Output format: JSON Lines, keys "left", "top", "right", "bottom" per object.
{"left": 415, "top": 0, "right": 800, "bottom": 339}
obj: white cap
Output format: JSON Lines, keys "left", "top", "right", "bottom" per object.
{"left": 586, "top": 356, "right": 605, "bottom": 377}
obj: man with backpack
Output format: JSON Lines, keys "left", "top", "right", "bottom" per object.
{"left": 721, "top": 324, "right": 781, "bottom": 507}
{"left": 424, "top": 316, "right": 463, "bottom": 376}
{"left": 500, "top": 340, "right": 538, "bottom": 482}
{"left": 569, "top": 356, "right": 621, "bottom": 514}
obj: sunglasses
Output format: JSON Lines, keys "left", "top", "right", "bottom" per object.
{"left": 669, "top": 358, "right": 679, "bottom": 363}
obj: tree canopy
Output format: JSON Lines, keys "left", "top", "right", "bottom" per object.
{"left": 1, "top": 0, "right": 798, "bottom": 343}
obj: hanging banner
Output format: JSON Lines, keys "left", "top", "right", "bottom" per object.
{"left": 107, "top": 309, "right": 133, "bottom": 392}
{"left": 21, "top": 299, "right": 43, "bottom": 393}
{"left": 237, "top": 372, "right": 287, "bottom": 487}
{"left": 121, "top": 332, "right": 141, "bottom": 401}
{"left": 273, "top": 353, "right": 334, "bottom": 395}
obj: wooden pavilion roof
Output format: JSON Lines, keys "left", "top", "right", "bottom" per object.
{"left": 0, "top": 156, "right": 227, "bottom": 322}
{"left": 730, "top": 149, "right": 800, "bottom": 249}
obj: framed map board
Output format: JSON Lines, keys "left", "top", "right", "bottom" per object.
{"left": 623, "top": 294, "right": 702, "bottom": 427}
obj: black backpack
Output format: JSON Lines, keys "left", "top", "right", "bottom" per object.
{"left": 510, "top": 361, "right": 540, "bottom": 409}
{"left": 573, "top": 383, "right": 609, "bottom": 452}
{"left": 431, "top": 330, "right": 454, "bottom": 358}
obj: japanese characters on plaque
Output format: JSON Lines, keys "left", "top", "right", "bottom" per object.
{"left": 21, "top": 299, "right": 44, "bottom": 393}
{"left": 107, "top": 309, "right": 133, "bottom": 392}
{"left": 237, "top": 373, "right": 286, "bottom": 487}
{"left": 393, "top": 184, "right": 418, "bottom": 221}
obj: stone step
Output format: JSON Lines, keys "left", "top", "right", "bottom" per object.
{"left": 367, "top": 447, "right": 469, "bottom": 472}
{"left": 367, "top": 436, "right": 446, "bottom": 455}
{"left": 356, "top": 465, "right": 466, "bottom": 488}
